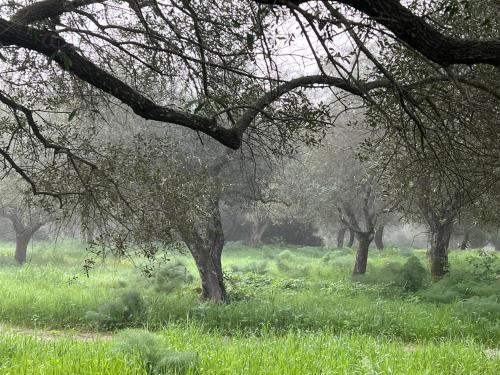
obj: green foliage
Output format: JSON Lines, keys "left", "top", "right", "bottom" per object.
{"left": 156, "top": 352, "right": 199, "bottom": 375}
{"left": 112, "top": 329, "right": 164, "bottom": 368}
{"left": 466, "top": 250, "right": 500, "bottom": 282}
{"left": 400, "top": 256, "right": 428, "bottom": 291}
{"left": 153, "top": 260, "right": 194, "bottom": 293}
{"left": 0, "top": 241, "right": 499, "bottom": 347}
{"left": 460, "top": 296, "right": 500, "bottom": 318}
{"left": 358, "top": 256, "right": 428, "bottom": 293}
{"left": 277, "top": 250, "right": 294, "bottom": 260}
{"left": 111, "top": 329, "right": 198, "bottom": 374}
{"left": 85, "top": 290, "right": 144, "bottom": 330}
{"left": 230, "top": 260, "right": 268, "bottom": 275}
{"left": 420, "top": 266, "right": 500, "bottom": 304}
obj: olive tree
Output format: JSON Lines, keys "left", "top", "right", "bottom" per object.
{"left": 0, "top": 178, "right": 54, "bottom": 264}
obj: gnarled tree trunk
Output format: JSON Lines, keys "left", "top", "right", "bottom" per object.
{"left": 336, "top": 227, "right": 347, "bottom": 248}
{"left": 347, "top": 228, "right": 355, "bottom": 247}
{"left": 428, "top": 221, "right": 453, "bottom": 280}
{"left": 352, "top": 231, "right": 374, "bottom": 276}
{"left": 374, "top": 225, "right": 384, "bottom": 250}
{"left": 183, "top": 199, "right": 226, "bottom": 301}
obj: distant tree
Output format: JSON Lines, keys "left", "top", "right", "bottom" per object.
{"left": 0, "top": 178, "right": 54, "bottom": 264}
{"left": 279, "top": 125, "right": 388, "bottom": 275}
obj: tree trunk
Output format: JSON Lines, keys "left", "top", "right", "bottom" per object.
{"left": 183, "top": 200, "right": 226, "bottom": 301}
{"left": 492, "top": 234, "right": 500, "bottom": 251}
{"left": 15, "top": 233, "right": 31, "bottom": 265}
{"left": 459, "top": 229, "right": 469, "bottom": 250}
{"left": 428, "top": 221, "right": 453, "bottom": 280}
{"left": 248, "top": 220, "right": 269, "bottom": 247}
{"left": 347, "top": 228, "right": 355, "bottom": 247}
{"left": 336, "top": 227, "right": 347, "bottom": 248}
{"left": 352, "top": 232, "right": 373, "bottom": 276}
{"left": 374, "top": 225, "right": 384, "bottom": 250}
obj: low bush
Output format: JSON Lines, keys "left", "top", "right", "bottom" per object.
{"left": 459, "top": 295, "right": 500, "bottom": 318}
{"left": 230, "top": 260, "right": 268, "bottom": 275}
{"left": 358, "top": 256, "right": 428, "bottom": 294}
{"left": 85, "top": 290, "right": 144, "bottom": 329}
{"left": 111, "top": 329, "right": 198, "bottom": 374}
{"left": 153, "top": 260, "right": 194, "bottom": 293}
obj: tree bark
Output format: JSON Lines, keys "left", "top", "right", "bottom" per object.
{"left": 428, "top": 221, "right": 454, "bottom": 280}
{"left": 15, "top": 233, "right": 31, "bottom": 265}
{"left": 347, "top": 228, "right": 355, "bottom": 247}
{"left": 11, "top": 219, "right": 43, "bottom": 265}
{"left": 374, "top": 225, "right": 384, "bottom": 250}
{"left": 459, "top": 229, "right": 469, "bottom": 250}
{"left": 183, "top": 199, "right": 226, "bottom": 301}
{"left": 336, "top": 227, "right": 347, "bottom": 248}
{"left": 352, "top": 231, "right": 374, "bottom": 276}
{"left": 491, "top": 233, "right": 500, "bottom": 251}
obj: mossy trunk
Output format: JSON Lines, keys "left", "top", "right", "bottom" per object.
{"left": 336, "top": 227, "right": 347, "bottom": 248}
{"left": 189, "top": 239, "right": 225, "bottom": 301}
{"left": 428, "top": 221, "right": 453, "bottom": 280}
{"left": 183, "top": 200, "right": 226, "bottom": 301}
{"left": 352, "top": 232, "right": 373, "bottom": 276}
{"left": 374, "top": 225, "right": 384, "bottom": 250}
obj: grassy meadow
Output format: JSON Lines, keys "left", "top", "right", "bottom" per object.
{"left": 0, "top": 240, "right": 498, "bottom": 374}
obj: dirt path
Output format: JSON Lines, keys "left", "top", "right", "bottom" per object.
{"left": 0, "top": 324, "right": 113, "bottom": 342}
{"left": 0, "top": 324, "right": 498, "bottom": 359}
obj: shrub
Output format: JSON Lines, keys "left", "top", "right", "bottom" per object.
{"left": 460, "top": 296, "right": 500, "bottom": 318}
{"left": 156, "top": 352, "right": 199, "bottom": 374}
{"left": 230, "top": 260, "right": 268, "bottom": 275}
{"left": 400, "top": 256, "right": 427, "bottom": 291}
{"left": 278, "top": 250, "right": 294, "bottom": 260}
{"left": 154, "top": 260, "right": 194, "bottom": 293}
{"left": 112, "top": 329, "right": 164, "bottom": 367}
{"left": 321, "top": 251, "right": 335, "bottom": 264}
{"left": 357, "top": 256, "right": 428, "bottom": 295}
{"left": 466, "top": 250, "right": 500, "bottom": 282}
{"left": 85, "top": 290, "right": 144, "bottom": 329}
{"left": 112, "top": 329, "right": 199, "bottom": 374}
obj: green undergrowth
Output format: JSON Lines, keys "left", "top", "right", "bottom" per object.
{"left": 0, "top": 240, "right": 498, "bottom": 373}
{"left": 0, "top": 324, "right": 498, "bottom": 374}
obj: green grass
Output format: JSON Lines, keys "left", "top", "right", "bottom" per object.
{"left": 0, "top": 324, "right": 498, "bottom": 374}
{"left": 0, "top": 240, "right": 498, "bottom": 373}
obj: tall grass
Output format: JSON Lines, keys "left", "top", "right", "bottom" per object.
{"left": 0, "top": 324, "right": 498, "bottom": 374}
{"left": 0, "top": 240, "right": 498, "bottom": 373}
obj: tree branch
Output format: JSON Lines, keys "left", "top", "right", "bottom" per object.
{"left": 255, "top": 0, "right": 500, "bottom": 67}
{"left": 11, "top": 0, "right": 105, "bottom": 24}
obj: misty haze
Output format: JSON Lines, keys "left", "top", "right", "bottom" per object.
{"left": 0, "top": 0, "right": 498, "bottom": 374}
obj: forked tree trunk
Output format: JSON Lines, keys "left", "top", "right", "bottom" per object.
{"left": 183, "top": 200, "right": 226, "bottom": 301}
{"left": 336, "top": 227, "right": 347, "bottom": 248}
{"left": 428, "top": 221, "right": 453, "bottom": 280}
{"left": 15, "top": 233, "right": 31, "bottom": 265}
{"left": 248, "top": 220, "right": 269, "bottom": 247}
{"left": 347, "top": 229, "right": 355, "bottom": 247}
{"left": 374, "top": 225, "right": 384, "bottom": 250}
{"left": 459, "top": 229, "right": 469, "bottom": 250}
{"left": 352, "top": 231, "right": 374, "bottom": 276}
